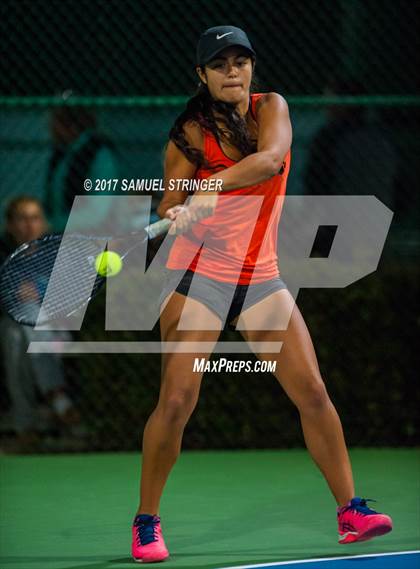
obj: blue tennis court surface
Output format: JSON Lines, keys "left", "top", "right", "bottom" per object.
{"left": 218, "top": 551, "right": 420, "bottom": 569}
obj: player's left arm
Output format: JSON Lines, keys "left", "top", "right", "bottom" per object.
{"left": 206, "top": 92, "right": 292, "bottom": 192}
{"left": 172, "top": 94, "right": 291, "bottom": 233}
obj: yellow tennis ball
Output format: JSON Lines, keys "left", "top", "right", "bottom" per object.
{"left": 94, "top": 251, "right": 123, "bottom": 277}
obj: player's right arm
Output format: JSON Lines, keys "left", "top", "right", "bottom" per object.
{"left": 157, "top": 122, "right": 202, "bottom": 220}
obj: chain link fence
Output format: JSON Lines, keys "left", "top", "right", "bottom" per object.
{"left": 0, "top": 0, "right": 419, "bottom": 451}
{"left": 2, "top": 0, "right": 419, "bottom": 95}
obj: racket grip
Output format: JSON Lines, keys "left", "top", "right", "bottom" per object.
{"left": 144, "top": 217, "right": 172, "bottom": 239}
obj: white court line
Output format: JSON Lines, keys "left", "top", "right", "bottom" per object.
{"left": 216, "top": 550, "right": 420, "bottom": 569}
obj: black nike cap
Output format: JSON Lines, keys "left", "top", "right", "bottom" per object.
{"left": 196, "top": 26, "right": 256, "bottom": 66}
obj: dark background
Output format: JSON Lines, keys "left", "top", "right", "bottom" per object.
{"left": 0, "top": 0, "right": 419, "bottom": 450}
{"left": 1, "top": 0, "right": 419, "bottom": 95}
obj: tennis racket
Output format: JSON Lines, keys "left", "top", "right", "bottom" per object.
{"left": 0, "top": 217, "right": 172, "bottom": 327}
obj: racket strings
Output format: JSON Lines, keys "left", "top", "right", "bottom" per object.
{"left": 0, "top": 236, "right": 107, "bottom": 325}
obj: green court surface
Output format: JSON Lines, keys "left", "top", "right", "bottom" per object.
{"left": 0, "top": 449, "right": 418, "bottom": 569}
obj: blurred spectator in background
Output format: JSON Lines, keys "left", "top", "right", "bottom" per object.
{"left": 45, "top": 98, "right": 119, "bottom": 232}
{"left": 379, "top": 106, "right": 420, "bottom": 254}
{"left": 304, "top": 77, "right": 396, "bottom": 205}
{"left": 304, "top": 76, "right": 397, "bottom": 257}
{"left": 0, "top": 196, "right": 81, "bottom": 452}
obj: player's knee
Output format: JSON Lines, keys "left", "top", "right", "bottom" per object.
{"left": 296, "top": 376, "right": 330, "bottom": 413}
{"left": 159, "top": 390, "right": 197, "bottom": 425}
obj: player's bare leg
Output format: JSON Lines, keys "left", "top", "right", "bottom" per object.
{"left": 138, "top": 292, "right": 222, "bottom": 515}
{"left": 235, "top": 289, "right": 354, "bottom": 506}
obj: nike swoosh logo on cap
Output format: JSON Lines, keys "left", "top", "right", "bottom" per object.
{"left": 216, "top": 32, "right": 233, "bottom": 40}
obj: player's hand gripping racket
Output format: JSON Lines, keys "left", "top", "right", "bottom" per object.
{"left": 0, "top": 217, "right": 172, "bottom": 326}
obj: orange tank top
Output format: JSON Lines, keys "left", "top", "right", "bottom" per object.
{"left": 166, "top": 93, "right": 291, "bottom": 284}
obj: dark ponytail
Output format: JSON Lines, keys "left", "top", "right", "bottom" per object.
{"left": 169, "top": 70, "right": 259, "bottom": 169}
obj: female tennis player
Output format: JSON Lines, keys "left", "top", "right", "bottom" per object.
{"left": 131, "top": 26, "right": 393, "bottom": 563}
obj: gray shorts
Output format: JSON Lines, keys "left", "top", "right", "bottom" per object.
{"left": 159, "top": 269, "right": 287, "bottom": 330}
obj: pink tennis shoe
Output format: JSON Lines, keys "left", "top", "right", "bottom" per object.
{"left": 130, "top": 497, "right": 392, "bottom": 561}
{"left": 132, "top": 514, "right": 169, "bottom": 563}
{"left": 337, "top": 497, "right": 393, "bottom": 544}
